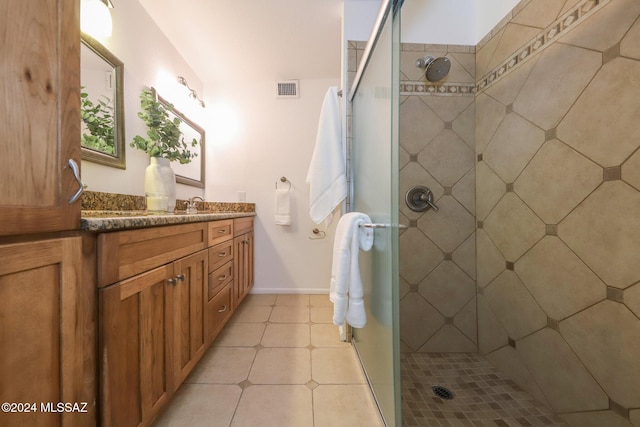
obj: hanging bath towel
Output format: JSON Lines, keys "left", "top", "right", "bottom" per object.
{"left": 306, "top": 86, "right": 347, "bottom": 225}
{"left": 330, "top": 212, "right": 374, "bottom": 328}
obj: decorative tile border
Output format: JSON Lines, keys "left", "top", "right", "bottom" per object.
{"left": 476, "top": 0, "right": 609, "bottom": 93}
{"left": 401, "top": 82, "right": 476, "bottom": 97}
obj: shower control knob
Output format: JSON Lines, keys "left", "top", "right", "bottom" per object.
{"left": 405, "top": 185, "right": 439, "bottom": 212}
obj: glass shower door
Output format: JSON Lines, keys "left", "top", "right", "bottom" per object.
{"left": 350, "top": 2, "right": 401, "bottom": 426}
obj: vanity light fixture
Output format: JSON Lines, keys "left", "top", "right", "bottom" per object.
{"left": 177, "top": 76, "right": 206, "bottom": 108}
{"left": 80, "top": 0, "right": 113, "bottom": 38}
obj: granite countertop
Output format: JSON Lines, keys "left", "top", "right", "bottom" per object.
{"left": 81, "top": 210, "right": 256, "bottom": 232}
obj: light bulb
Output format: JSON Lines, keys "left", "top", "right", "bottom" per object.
{"left": 81, "top": 0, "right": 112, "bottom": 38}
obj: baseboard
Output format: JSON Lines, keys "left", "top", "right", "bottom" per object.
{"left": 249, "top": 287, "right": 329, "bottom": 295}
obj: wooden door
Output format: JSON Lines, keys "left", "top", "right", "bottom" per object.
{"left": 0, "top": 237, "right": 85, "bottom": 427}
{"left": 169, "top": 250, "right": 207, "bottom": 388}
{"left": 0, "top": 0, "right": 81, "bottom": 235}
{"left": 99, "top": 265, "right": 172, "bottom": 427}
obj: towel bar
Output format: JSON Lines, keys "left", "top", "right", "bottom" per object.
{"left": 360, "top": 223, "right": 408, "bottom": 229}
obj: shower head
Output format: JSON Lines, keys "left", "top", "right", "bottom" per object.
{"left": 416, "top": 56, "right": 451, "bottom": 82}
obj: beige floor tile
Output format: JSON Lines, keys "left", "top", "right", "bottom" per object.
{"left": 242, "top": 294, "right": 277, "bottom": 306}
{"left": 312, "top": 347, "right": 366, "bottom": 384}
{"left": 231, "top": 304, "right": 272, "bottom": 323}
{"left": 310, "top": 306, "right": 333, "bottom": 323}
{"left": 310, "top": 324, "right": 350, "bottom": 348}
{"left": 214, "top": 322, "right": 265, "bottom": 347}
{"left": 154, "top": 384, "right": 241, "bottom": 427}
{"left": 313, "top": 385, "right": 384, "bottom": 427}
{"left": 186, "top": 347, "right": 256, "bottom": 384}
{"left": 275, "top": 294, "right": 310, "bottom": 306}
{"left": 231, "top": 385, "right": 313, "bottom": 427}
{"left": 269, "top": 306, "right": 310, "bottom": 323}
{"left": 248, "top": 348, "right": 311, "bottom": 384}
{"left": 261, "top": 323, "right": 310, "bottom": 347}
{"left": 310, "top": 294, "right": 332, "bottom": 307}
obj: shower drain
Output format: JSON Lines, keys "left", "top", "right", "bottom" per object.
{"left": 432, "top": 385, "right": 455, "bottom": 400}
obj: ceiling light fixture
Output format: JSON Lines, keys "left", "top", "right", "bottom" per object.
{"left": 177, "top": 76, "right": 206, "bottom": 108}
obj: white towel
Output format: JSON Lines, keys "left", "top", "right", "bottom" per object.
{"left": 306, "top": 86, "right": 347, "bottom": 225}
{"left": 330, "top": 212, "right": 374, "bottom": 328}
{"left": 274, "top": 188, "right": 291, "bottom": 225}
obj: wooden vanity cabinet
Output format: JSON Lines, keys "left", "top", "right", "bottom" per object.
{"left": 97, "top": 218, "right": 249, "bottom": 426}
{"left": 233, "top": 218, "right": 254, "bottom": 308}
{"left": 97, "top": 223, "right": 208, "bottom": 427}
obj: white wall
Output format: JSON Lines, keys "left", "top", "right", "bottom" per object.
{"left": 201, "top": 64, "right": 341, "bottom": 294}
{"left": 215, "top": 79, "right": 341, "bottom": 293}
{"left": 81, "top": 0, "right": 206, "bottom": 202}
{"left": 344, "top": 0, "right": 521, "bottom": 45}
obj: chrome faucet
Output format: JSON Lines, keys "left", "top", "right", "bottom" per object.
{"left": 186, "top": 196, "right": 204, "bottom": 214}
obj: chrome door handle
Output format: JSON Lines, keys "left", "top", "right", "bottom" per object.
{"left": 176, "top": 274, "right": 186, "bottom": 282}
{"left": 68, "top": 159, "right": 86, "bottom": 204}
{"left": 167, "top": 278, "right": 178, "bottom": 286}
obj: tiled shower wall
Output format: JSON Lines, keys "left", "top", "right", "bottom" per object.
{"left": 396, "top": 44, "right": 478, "bottom": 353}
{"left": 476, "top": 0, "right": 640, "bottom": 426}
{"left": 347, "top": 41, "right": 479, "bottom": 353}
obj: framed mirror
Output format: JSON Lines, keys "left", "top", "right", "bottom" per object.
{"left": 80, "top": 32, "right": 126, "bottom": 169}
{"left": 157, "top": 93, "right": 206, "bottom": 188}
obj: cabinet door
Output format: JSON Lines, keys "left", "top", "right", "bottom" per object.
{"left": 0, "top": 0, "right": 81, "bottom": 236}
{"left": 233, "top": 231, "right": 254, "bottom": 308}
{"left": 233, "top": 235, "right": 246, "bottom": 308}
{"left": 99, "top": 265, "right": 172, "bottom": 427}
{"left": 0, "top": 237, "right": 86, "bottom": 427}
{"left": 169, "top": 250, "right": 207, "bottom": 388}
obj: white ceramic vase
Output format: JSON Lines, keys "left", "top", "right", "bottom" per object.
{"left": 144, "top": 157, "right": 176, "bottom": 213}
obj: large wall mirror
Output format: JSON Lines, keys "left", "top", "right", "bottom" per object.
{"left": 80, "top": 33, "right": 126, "bottom": 169}
{"left": 157, "top": 93, "right": 206, "bottom": 188}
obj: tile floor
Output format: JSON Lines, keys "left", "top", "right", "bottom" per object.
{"left": 153, "top": 294, "right": 384, "bottom": 427}
{"left": 401, "top": 352, "right": 568, "bottom": 427}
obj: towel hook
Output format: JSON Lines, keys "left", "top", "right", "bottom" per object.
{"left": 275, "top": 176, "right": 291, "bottom": 190}
{"left": 309, "top": 228, "right": 326, "bottom": 240}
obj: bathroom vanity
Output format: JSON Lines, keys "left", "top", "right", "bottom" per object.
{"left": 82, "top": 212, "right": 254, "bottom": 427}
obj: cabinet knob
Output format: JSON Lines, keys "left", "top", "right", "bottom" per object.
{"left": 217, "top": 305, "right": 227, "bottom": 313}
{"left": 218, "top": 252, "right": 227, "bottom": 257}
{"left": 218, "top": 275, "right": 227, "bottom": 281}
{"left": 218, "top": 229, "right": 226, "bottom": 234}
{"left": 167, "top": 278, "right": 178, "bottom": 286}
{"left": 176, "top": 274, "right": 186, "bottom": 282}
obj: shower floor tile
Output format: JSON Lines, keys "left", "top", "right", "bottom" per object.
{"left": 401, "top": 352, "right": 568, "bottom": 427}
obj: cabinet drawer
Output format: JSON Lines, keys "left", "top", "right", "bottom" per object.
{"left": 208, "top": 220, "right": 233, "bottom": 246}
{"left": 205, "top": 284, "right": 232, "bottom": 345}
{"left": 233, "top": 217, "right": 253, "bottom": 236}
{"left": 97, "top": 222, "right": 207, "bottom": 287}
{"left": 208, "top": 240, "right": 233, "bottom": 273}
{"left": 208, "top": 261, "right": 233, "bottom": 298}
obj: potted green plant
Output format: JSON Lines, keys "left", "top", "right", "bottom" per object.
{"left": 130, "top": 87, "right": 199, "bottom": 213}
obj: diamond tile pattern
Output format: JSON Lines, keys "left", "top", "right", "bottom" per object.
{"left": 483, "top": 193, "right": 545, "bottom": 261}
{"left": 476, "top": 2, "right": 640, "bottom": 424}
{"left": 514, "top": 139, "right": 602, "bottom": 224}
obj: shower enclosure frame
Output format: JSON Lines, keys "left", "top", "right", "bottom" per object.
{"left": 347, "top": 0, "right": 403, "bottom": 425}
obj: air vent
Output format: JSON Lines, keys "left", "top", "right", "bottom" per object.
{"left": 276, "top": 80, "right": 299, "bottom": 98}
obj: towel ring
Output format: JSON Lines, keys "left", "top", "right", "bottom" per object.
{"left": 275, "top": 176, "right": 291, "bottom": 190}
